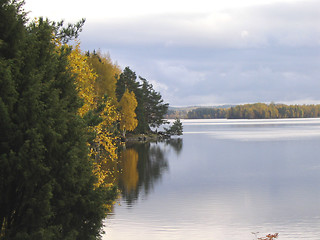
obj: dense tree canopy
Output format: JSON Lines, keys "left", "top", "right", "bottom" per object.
{"left": 116, "top": 67, "right": 168, "bottom": 133}
{"left": 0, "top": 1, "right": 116, "bottom": 239}
{"left": 87, "top": 51, "right": 121, "bottom": 102}
{"left": 185, "top": 104, "right": 320, "bottom": 119}
{"left": 140, "top": 77, "right": 169, "bottom": 128}
{"left": 119, "top": 89, "right": 138, "bottom": 136}
{"left": 187, "top": 108, "right": 227, "bottom": 119}
{"left": 227, "top": 103, "right": 320, "bottom": 119}
{"left": 67, "top": 43, "right": 120, "bottom": 188}
{"left": 0, "top": 1, "right": 170, "bottom": 239}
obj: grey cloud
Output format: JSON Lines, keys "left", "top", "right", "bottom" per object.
{"left": 82, "top": 0, "right": 320, "bottom": 48}
{"left": 80, "top": 0, "right": 320, "bottom": 106}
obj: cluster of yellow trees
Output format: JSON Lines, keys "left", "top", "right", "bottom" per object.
{"left": 67, "top": 42, "right": 138, "bottom": 188}
{"left": 1, "top": 3, "right": 146, "bottom": 237}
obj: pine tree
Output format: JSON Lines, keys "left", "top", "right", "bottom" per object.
{"left": 116, "top": 67, "right": 146, "bottom": 132}
{"left": 115, "top": 67, "right": 168, "bottom": 133}
{"left": 140, "top": 77, "right": 169, "bottom": 129}
{"left": 165, "top": 118, "right": 183, "bottom": 136}
{"left": 116, "top": 67, "right": 140, "bottom": 102}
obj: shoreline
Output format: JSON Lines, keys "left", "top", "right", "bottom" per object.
{"left": 125, "top": 132, "right": 171, "bottom": 143}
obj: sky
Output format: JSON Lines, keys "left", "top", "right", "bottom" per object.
{"left": 24, "top": 0, "right": 320, "bottom": 107}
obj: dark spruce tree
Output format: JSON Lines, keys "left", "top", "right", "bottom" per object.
{"left": 165, "top": 118, "right": 183, "bottom": 136}
{"left": 140, "top": 77, "right": 169, "bottom": 129}
{"left": 0, "top": 1, "right": 115, "bottom": 239}
{"left": 115, "top": 66, "right": 140, "bottom": 102}
{"left": 115, "top": 67, "right": 146, "bottom": 132}
{"left": 116, "top": 67, "right": 168, "bottom": 133}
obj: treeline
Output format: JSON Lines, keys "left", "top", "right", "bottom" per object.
{"left": 187, "top": 108, "right": 227, "bottom": 119}
{"left": 0, "top": 1, "right": 168, "bottom": 239}
{"left": 186, "top": 103, "right": 320, "bottom": 119}
{"left": 227, "top": 103, "right": 320, "bottom": 119}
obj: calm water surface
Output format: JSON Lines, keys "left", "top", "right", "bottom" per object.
{"left": 103, "top": 118, "right": 320, "bottom": 240}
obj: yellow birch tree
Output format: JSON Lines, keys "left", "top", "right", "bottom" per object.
{"left": 66, "top": 42, "right": 97, "bottom": 116}
{"left": 87, "top": 50, "right": 121, "bottom": 103}
{"left": 119, "top": 89, "right": 138, "bottom": 137}
{"left": 119, "top": 148, "right": 139, "bottom": 193}
{"left": 67, "top": 42, "right": 120, "bottom": 188}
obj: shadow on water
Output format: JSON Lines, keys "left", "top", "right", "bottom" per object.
{"left": 165, "top": 138, "right": 183, "bottom": 155}
{"left": 117, "top": 138, "right": 183, "bottom": 206}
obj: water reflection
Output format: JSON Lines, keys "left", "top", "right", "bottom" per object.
{"left": 118, "top": 139, "right": 183, "bottom": 205}
{"left": 104, "top": 119, "right": 320, "bottom": 240}
{"left": 118, "top": 149, "right": 139, "bottom": 193}
{"left": 165, "top": 138, "right": 183, "bottom": 155}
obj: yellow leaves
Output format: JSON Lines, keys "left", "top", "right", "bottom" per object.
{"left": 90, "top": 97, "right": 120, "bottom": 189}
{"left": 66, "top": 42, "right": 121, "bottom": 189}
{"left": 67, "top": 42, "right": 97, "bottom": 116}
{"left": 119, "top": 89, "right": 138, "bottom": 133}
{"left": 119, "top": 148, "right": 139, "bottom": 193}
{"left": 87, "top": 50, "right": 121, "bottom": 102}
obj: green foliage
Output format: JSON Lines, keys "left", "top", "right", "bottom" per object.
{"left": 185, "top": 104, "right": 320, "bottom": 119}
{"left": 140, "top": 77, "right": 169, "bottom": 128}
{"left": 53, "top": 18, "right": 86, "bottom": 44}
{"left": 116, "top": 67, "right": 140, "bottom": 102}
{"left": 227, "top": 103, "right": 320, "bottom": 119}
{"left": 187, "top": 108, "right": 227, "bottom": 119}
{"left": 0, "top": 0, "right": 26, "bottom": 59}
{"left": 0, "top": 2, "right": 114, "bottom": 239}
{"left": 116, "top": 67, "right": 168, "bottom": 133}
{"left": 165, "top": 118, "right": 183, "bottom": 136}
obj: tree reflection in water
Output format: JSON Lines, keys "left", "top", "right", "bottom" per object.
{"left": 165, "top": 138, "right": 183, "bottom": 155}
{"left": 118, "top": 138, "right": 183, "bottom": 205}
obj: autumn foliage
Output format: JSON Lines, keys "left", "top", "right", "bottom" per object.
{"left": 0, "top": 3, "right": 118, "bottom": 238}
{"left": 67, "top": 42, "right": 97, "bottom": 116}
{"left": 67, "top": 43, "right": 121, "bottom": 188}
{"left": 0, "top": 1, "right": 169, "bottom": 238}
{"left": 258, "top": 233, "right": 279, "bottom": 240}
{"left": 119, "top": 89, "right": 138, "bottom": 136}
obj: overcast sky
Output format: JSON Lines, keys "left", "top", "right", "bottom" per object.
{"left": 25, "top": 0, "right": 320, "bottom": 107}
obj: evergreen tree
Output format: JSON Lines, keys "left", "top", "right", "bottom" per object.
{"left": 116, "top": 67, "right": 169, "bottom": 133}
{"left": 115, "top": 67, "right": 146, "bottom": 132}
{"left": 140, "top": 77, "right": 169, "bottom": 129}
{"left": 116, "top": 66, "right": 140, "bottom": 102}
{"left": 0, "top": 2, "right": 115, "bottom": 239}
{"left": 115, "top": 67, "right": 169, "bottom": 133}
{"left": 165, "top": 118, "right": 183, "bottom": 136}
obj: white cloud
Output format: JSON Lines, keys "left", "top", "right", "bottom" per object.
{"left": 25, "top": 0, "right": 320, "bottom": 106}
{"left": 81, "top": 0, "right": 320, "bottom": 50}
{"left": 25, "top": 0, "right": 305, "bottom": 21}
{"left": 155, "top": 61, "right": 207, "bottom": 85}
{"left": 148, "top": 79, "right": 168, "bottom": 93}
{"left": 241, "top": 30, "right": 249, "bottom": 39}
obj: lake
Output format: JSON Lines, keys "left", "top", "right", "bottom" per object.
{"left": 103, "top": 118, "right": 320, "bottom": 240}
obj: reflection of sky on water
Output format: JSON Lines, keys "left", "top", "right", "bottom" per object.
{"left": 183, "top": 118, "right": 320, "bottom": 141}
{"left": 104, "top": 119, "right": 320, "bottom": 240}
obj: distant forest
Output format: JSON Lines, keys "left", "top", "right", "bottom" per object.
{"left": 166, "top": 103, "right": 320, "bottom": 119}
